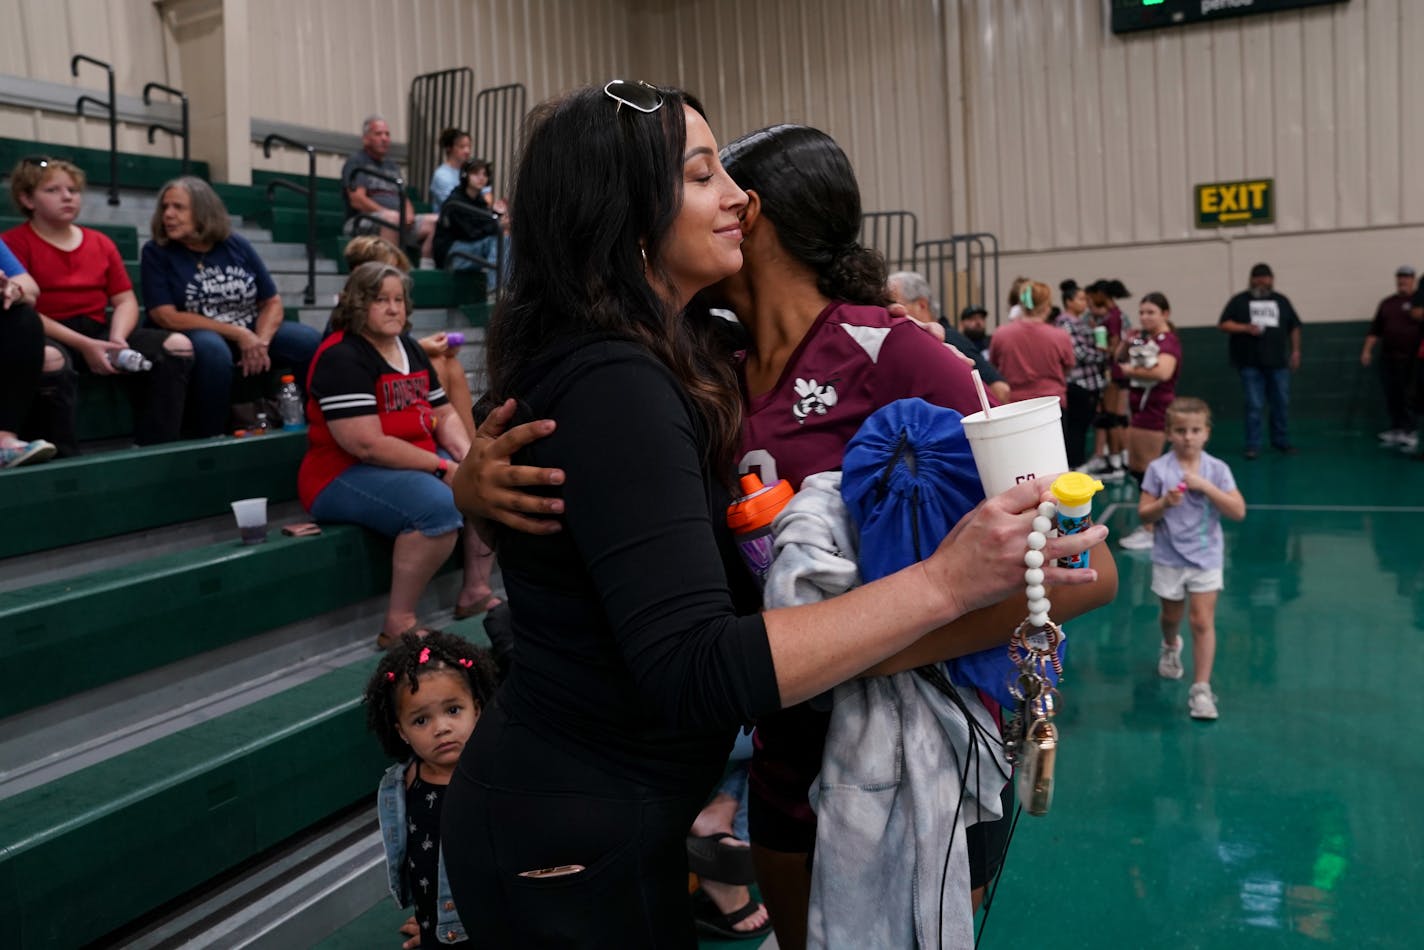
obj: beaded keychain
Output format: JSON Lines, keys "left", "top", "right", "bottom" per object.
{"left": 1002, "top": 499, "right": 1065, "bottom": 816}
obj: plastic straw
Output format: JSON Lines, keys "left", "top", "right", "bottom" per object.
{"left": 971, "top": 369, "right": 993, "bottom": 417}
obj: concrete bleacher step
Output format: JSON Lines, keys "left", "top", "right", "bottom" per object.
{"left": 0, "top": 431, "right": 305, "bottom": 560}
{"left": 0, "top": 523, "right": 395, "bottom": 718}
{"left": 0, "top": 658, "right": 388, "bottom": 949}
{"left": 273, "top": 271, "right": 348, "bottom": 298}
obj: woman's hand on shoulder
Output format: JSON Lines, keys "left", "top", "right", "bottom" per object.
{"left": 451, "top": 398, "right": 566, "bottom": 534}
{"left": 924, "top": 476, "right": 1108, "bottom": 620}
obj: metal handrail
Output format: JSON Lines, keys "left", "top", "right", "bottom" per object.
{"left": 262, "top": 133, "right": 320, "bottom": 307}
{"left": 71, "top": 54, "right": 118, "bottom": 206}
{"left": 437, "top": 200, "right": 505, "bottom": 296}
{"left": 347, "top": 165, "right": 408, "bottom": 252}
{"left": 143, "top": 81, "right": 190, "bottom": 175}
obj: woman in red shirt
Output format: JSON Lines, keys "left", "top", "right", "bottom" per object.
{"left": 988, "top": 279, "right": 1076, "bottom": 405}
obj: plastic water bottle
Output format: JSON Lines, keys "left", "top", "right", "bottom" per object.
{"left": 276, "top": 374, "right": 305, "bottom": 430}
{"left": 254, "top": 412, "right": 270, "bottom": 435}
{"left": 110, "top": 348, "right": 152, "bottom": 372}
{"left": 726, "top": 473, "right": 795, "bottom": 588}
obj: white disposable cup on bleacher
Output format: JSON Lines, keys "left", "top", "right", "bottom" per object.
{"left": 961, "top": 396, "right": 1068, "bottom": 497}
{"left": 231, "top": 497, "right": 269, "bottom": 545}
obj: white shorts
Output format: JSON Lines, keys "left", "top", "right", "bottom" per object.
{"left": 1151, "top": 564, "right": 1223, "bottom": 601}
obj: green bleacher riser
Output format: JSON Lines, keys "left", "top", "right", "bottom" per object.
{"left": 252, "top": 168, "right": 346, "bottom": 199}
{"left": 213, "top": 181, "right": 346, "bottom": 231}
{"left": 0, "top": 214, "right": 139, "bottom": 260}
{"left": 269, "top": 205, "right": 347, "bottom": 244}
{"left": 74, "top": 372, "right": 134, "bottom": 441}
{"left": 413, "top": 269, "right": 485, "bottom": 309}
{"left": 0, "top": 660, "right": 389, "bottom": 950}
{"left": 0, "top": 524, "right": 392, "bottom": 718}
{"left": 459, "top": 301, "right": 494, "bottom": 328}
{"left": 0, "top": 136, "right": 210, "bottom": 190}
{"left": 0, "top": 431, "right": 304, "bottom": 559}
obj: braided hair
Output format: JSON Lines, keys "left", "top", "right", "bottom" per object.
{"left": 363, "top": 630, "right": 500, "bottom": 761}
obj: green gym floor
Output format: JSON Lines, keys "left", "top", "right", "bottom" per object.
{"left": 317, "top": 421, "right": 1422, "bottom": 949}
{"left": 984, "top": 420, "right": 1422, "bottom": 950}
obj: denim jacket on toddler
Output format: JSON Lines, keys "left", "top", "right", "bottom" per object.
{"left": 376, "top": 760, "right": 467, "bottom": 944}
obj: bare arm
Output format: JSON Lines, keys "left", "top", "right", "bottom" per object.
{"left": 346, "top": 186, "right": 387, "bottom": 216}
{"left": 1119, "top": 353, "right": 1178, "bottom": 383}
{"left": 2, "top": 272, "right": 40, "bottom": 307}
{"left": 1181, "top": 471, "right": 1247, "bottom": 522}
{"left": 863, "top": 538, "right": 1117, "bottom": 676}
{"left": 251, "top": 295, "right": 286, "bottom": 344}
{"left": 106, "top": 289, "right": 141, "bottom": 343}
{"left": 1289, "top": 325, "right": 1302, "bottom": 371}
{"left": 764, "top": 480, "right": 1108, "bottom": 707}
{"left": 1138, "top": 487, "right": 1179, "bottom": 526}
{"left": 432, "top": 403, "right": 471, "bottom": 461}
{"left": 327, "top": 415, "right": 446, "bottom": 471}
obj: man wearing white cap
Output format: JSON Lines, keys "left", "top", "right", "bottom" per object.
{"left": 1361, "top": 266, "right": 1420, "bottom": 450}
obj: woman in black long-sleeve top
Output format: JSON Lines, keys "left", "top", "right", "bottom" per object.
{"left": 438, "top": 81, "right": 1106, "bottom": 947}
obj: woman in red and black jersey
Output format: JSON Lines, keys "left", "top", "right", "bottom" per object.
{"left": 299, "top": 262, "right": 493, "bottom": 647}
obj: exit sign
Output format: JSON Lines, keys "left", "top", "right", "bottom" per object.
{"left": 1112, "top": 0, "right": 1349, "bottom": 34}
{"left": 1195, "top": 178, "right": 1274, "bottom": 227}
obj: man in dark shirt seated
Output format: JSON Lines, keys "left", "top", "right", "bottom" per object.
{"left": 342, "top": 115, "right": 438, "bottom": 267}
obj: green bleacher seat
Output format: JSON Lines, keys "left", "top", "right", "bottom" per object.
{"left": 0, "top": 524, "right": 395, "bottom": 717}
{"left": 252, "top": 169, "right": 346, "bottom": 199}
{"left": 0, "top": 431, "right": 305, "bottom": 558}
{"left": 0, "top": 661, "right": 387, "bottom": 950}
{"left": 270, "top": 205, "right": 347, "bottom": 245}
{"left": 0, "top": 136, "right": 210, "bottom": 190}
{"left": 412, "top": 269, "right": 485, "bottom": 309}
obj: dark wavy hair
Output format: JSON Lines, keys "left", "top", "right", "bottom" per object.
{"left": 486, "top": 84, "right": 742, "bottom": 476}
{"left": 720, "top": 124, "right": 888, "bottom": 308}
{"left": 363, "top": 630, "right": 500, "bottom": 761}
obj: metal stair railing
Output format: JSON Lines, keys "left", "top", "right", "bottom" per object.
{"left": 142, "top": 81, "right": 190, "bottom": 175}
{"left": 261, "top": 133, "right": 320, "bottom": 306}
{"left": 71, "top": 54, "right": 119, "bottom": 206}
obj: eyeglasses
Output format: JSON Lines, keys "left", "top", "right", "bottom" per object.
{"left": 603, "top": 80, "right": 664, "bottom": 114}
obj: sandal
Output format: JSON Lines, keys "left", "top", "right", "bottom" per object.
{"left": 686, "top": 832, "right": 755, "bottom": 885}
{"left": 374, "top": 625, "right": 434, "bottom": 651}
{"left": 453, "top": 594, "right": 502, "bottom": 620}
{"left": 690, "top": 889, "right": 771, "bottom": 941}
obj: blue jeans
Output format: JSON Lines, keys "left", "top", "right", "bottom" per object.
{"left": 309, "top": 459, "right": 463, "bottom": 538}
{"left": 448, "top": 236, "right": 508, "bottom": 292}
{"left": 714, "top": 729, "right": 755, "bottom": 843}
{"left": 185, "top": 321, "right": 321, "bottom": 437}
{"left": 1239, "top": 365, "right": 1291, "bottom": 450}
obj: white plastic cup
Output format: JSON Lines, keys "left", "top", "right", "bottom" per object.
{"left": 231, "top": 497, "right": 269, "bottom": 545}
{"left": 960, "top": 396, "right": 1068, "bottom": 497}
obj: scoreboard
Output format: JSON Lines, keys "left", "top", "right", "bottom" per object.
{"left": 1111, "top": 0, "right": 1349, "bottom": 35}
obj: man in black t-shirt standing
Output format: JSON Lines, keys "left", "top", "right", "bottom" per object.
{"left": 1218, "top": 262, "right": 1302, "bottom": 459}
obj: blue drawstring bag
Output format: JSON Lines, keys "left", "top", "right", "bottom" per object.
{"left": 840, "top": 397, "right": 1059, "bottom": 709}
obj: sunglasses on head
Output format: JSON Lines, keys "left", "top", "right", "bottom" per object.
{"left": 21, "top": 156, "right": 53, "bottom": 169}
{"left": 603, "top": 80, "right": 664, "bottom": 114}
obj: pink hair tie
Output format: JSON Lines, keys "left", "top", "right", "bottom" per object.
{"left": 457, "top": 658, "right": 473, "bottom": 668}
{"left": 418, "top": 647, "right": 431, "bottom": 664}
{"left": 385, "top": 671, "right": 396, "bottom": 681}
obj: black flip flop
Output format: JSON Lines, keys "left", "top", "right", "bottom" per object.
{"left": 690, "top": 889, "right": 771, "bottom": 941}
{"left": 686, "top": 832, "right": 755, "bottom": 885}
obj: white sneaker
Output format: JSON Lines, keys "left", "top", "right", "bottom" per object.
{"left": 1379, "top": 429, "right": 1403, "bottom": 444}
{"left": 1076, "top": 456, "right": 1111, "bottom": 475}
{"left": 1100, "top": 463, "right": 1127, "bottom": 483}
{"left": 1188, "top": 683, "right": 1218, "bottom": 720}
{"left": 1398, "top": 433, "right": 1419, "bottom": 452}
{"left": 1158, "top": 639, "right": 1184, "bottom": 679}
{"left": 1119, "top": 526, "right": 1154, "bottom": 550}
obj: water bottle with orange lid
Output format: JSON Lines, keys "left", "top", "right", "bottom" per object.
{"left": 726, "top": 472, "right": 794, "bottom": 587}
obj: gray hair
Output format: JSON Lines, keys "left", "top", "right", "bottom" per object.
{"left": 361, "top": 114, "right": 387, "bottom": 136}
{"left": 150, "top": 176, "right": 232, "bottom": 246}
{"left": 887, "top": 270, "right": 938, "bottom": 319}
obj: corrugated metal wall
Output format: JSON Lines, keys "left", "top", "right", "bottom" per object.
{"left": 0, "top": 0, "right": 172, "bottom": 153}
{"left": 3, "top": 0, "right": 1420, "bottom": 325}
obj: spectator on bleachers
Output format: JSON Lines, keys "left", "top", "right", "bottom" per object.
{"left": 141, "top": 176, "right": 320, "bottom": 438}
{"left": 886, "top": 269, "right": 1010, "bottom": 402}
{"left": 365, "top": 630, "right": 499, "bottom": 949}
{"left": 432, "top": 158, "right": 507, "bottom": 292}
{"left": 0, "top": 236, "right": 55, "bottom": 467}
{"left": 343, "top": 115, "right": 438, "bottom": 267}
{"left": 988, "top": 279, "right": 1075, "bottom": 405}
{"left": 342, "top": 236, "right": 479, "bottom": 443}
{"left": 429, "top": 127, "right": 472, "bottom": 209}
{"left": 300, "top": 262, "right": 497, "bottom": 647}
{"left": 6, "top": 158, "right": 192, "bottom": 453}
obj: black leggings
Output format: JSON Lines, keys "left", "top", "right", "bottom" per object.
{"left": 0, "top": 302, "right": 44, "bottom": 433}
{"left": 441, "top": 700, "right": 706, "bottom": 948}
{"left": 1062, "top": 383, "right": 1099, "bottom": 469}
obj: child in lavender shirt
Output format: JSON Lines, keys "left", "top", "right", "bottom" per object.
{"left": 1138, "top": 397, "right": 1247, "bottom": 720}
